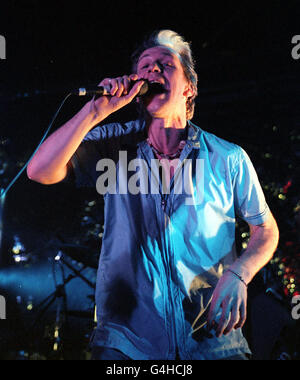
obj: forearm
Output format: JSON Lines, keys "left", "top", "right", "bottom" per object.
{"left": 27, "top": 75, "right": 145, "bottom": 185}
{"left": 229, "top": 212, "right": 279, "bottom": 285}
{"left": 207, "top": 213, "right": 279, "bottom": 336}
{"left": 27, "top": 100, "right": 105, "bottom": 184}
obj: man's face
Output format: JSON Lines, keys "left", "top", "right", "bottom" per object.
{"left": 136, "top": 46, "right": 191, "bottom": 120}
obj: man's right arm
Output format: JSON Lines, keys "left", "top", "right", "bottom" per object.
{"left": 27, "top": 75, "right": 145, "bottom": 185}
{"left": 27, "top": 100, "right": 103, "bottom": 184}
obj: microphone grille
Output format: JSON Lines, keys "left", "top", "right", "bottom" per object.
{"left": 138, "top": 81, "right": 149, "bottom": 96}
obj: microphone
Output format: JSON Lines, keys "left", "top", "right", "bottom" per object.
{"left": 73, "top": 80, "right": 165, "bottom": 97}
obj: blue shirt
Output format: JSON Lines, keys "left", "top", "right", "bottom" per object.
{"left": 71, "top": 119, "right": 270, "bottom": 360}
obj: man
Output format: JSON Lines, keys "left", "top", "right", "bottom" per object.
{"left": 27, "top": 30, "right": 279, "bottom": 360}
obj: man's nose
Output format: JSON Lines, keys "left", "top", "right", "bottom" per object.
{"left": 148, "top": 62, "right": 162, "bottom": 73}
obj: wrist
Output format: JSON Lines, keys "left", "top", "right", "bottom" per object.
{"left": 226, "top": 269, "right": 248, "bottom": 288}
{"left": 77, "top": 101, "right": 106, "bottom": 132}
{"left": 228, "top": 260, "right": 254, "bottom": 285}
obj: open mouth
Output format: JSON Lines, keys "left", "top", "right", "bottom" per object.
{"left": 147, "top": 81, "right": 167, "bottom": 95}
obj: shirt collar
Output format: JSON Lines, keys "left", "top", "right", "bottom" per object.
{"left": 186, "top": 120, "right": 201, "bottom": 149}
{"left": 136, "top": 120, "right": 201, "bottom": 149}
{"left": 137, "top": 119, "right": 201, "bottom": 150}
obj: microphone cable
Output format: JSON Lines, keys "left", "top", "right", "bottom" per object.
{"left": 0, "top": 92, "right": 73, "bottom": 201}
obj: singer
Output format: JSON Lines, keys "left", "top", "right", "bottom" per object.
{"left": 27, "top": 30, "right": 279, "bottom": 360}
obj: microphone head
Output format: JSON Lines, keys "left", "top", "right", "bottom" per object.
{"left": 138, "top": 81, "right": 149, "bottom": 96}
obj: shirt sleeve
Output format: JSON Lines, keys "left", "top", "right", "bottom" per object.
{"left": 232, "top": 146, "right": 270, "bottom": 225}
{"left": 70, "top": 124, "right": 121, "bottom": 188}
{"left": 69, "top": 120, "right": 146, "bottom": 188}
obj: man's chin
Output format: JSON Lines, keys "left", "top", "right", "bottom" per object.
{"left": 142, "top": 93, "right": 169, "bottom": 111}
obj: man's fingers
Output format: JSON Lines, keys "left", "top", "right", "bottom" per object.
{"left": 234, "top": 302, "right": 247, "bottom": 330}
{"left": 115, "top": 77, "right": 125, "bottom": 97}
{"left": 126, "top": 79, "right": 146, "bottom": 100}
{"left": 223, "top": 303, "right": 240, "bottom": 335}
{"left": 123, "top": 76, "right": 130, "bottom": 95}
{"left": 124, "top": 74, "right": 141, "bottom": 93}
{"left": 98, "top": 75, "right": 143, "bottom": 98}
{"left": 129, "top": 74, "right": 139, "bottom": 81}
{"left": 209, "top": 300, "right": 247, "bottom": 337}
{"left": 207, "top": 297, "right": 222, "bottom": 329}
{"left": 215, "top": 299, "right": 232, "bottom": 337}
{"left": 109, "top": 78, "right": 118, "bottom": 96}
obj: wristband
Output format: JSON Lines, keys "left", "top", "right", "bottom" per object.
{"left": 227, "top": 269, "right": 248, "bottom": 288}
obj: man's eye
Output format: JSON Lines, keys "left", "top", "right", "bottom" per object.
{"left": 139, "top": 63, "right": 149, "bottom": 69}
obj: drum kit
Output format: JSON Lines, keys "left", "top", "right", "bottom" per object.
{"left": 0, "top": 131, "right": 101, "bottom": 359}
{"left": 27, "top": 243, "right": 99, "bottom": 360}
{"left": 0, "top": 239, "right": 100, "bottom": 360}
{"left": 0, "top": 141, "right": 102, "bottom": 359}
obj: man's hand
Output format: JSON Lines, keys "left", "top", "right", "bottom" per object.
{"left": 207, "top": 271, "right": 247, "bottom": 337}
{"left": 90, "top": 74, "right": 145, "bottom": 121}
{"left": 207, "top": 213, "right": 279, "bottom": 338}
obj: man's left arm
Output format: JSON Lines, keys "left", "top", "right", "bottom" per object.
{"left": 207, "top": 211, "right": 279, "bottom": 337}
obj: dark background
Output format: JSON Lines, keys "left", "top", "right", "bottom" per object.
{"left": 0, "top": 0, "right": 299, "bottom": 360}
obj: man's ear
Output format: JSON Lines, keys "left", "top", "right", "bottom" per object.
{"left": 183, "top": 83, "right": 194, "bottom": 98}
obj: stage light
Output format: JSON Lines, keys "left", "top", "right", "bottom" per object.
{"left": 12, "top": 241, "right": 23, "bottom": 254}
{"left": 55, "top": 251, "right": 62, "bottom": 261}
{"left": 278, "top": 194, "right": 286, "bottom": 200}
{"left": 11, "top": 235, "right": 29, "bottom": 263}
{"left": 27, "top": 302, "right": 33, "bottom": 311}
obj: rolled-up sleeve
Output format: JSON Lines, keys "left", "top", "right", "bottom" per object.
{"left": 70, "top": 123, "right": 126, "bottom": 188}
{"left": 69, "top": 120, "right": 146, "bottom": 188}
{"left": 71, "top": 141, "right": 101, "bottom": 188}
{"left": 232, "top": 146, "right": 270, "bottom": 225}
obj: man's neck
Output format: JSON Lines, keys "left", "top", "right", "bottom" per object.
{"left": 146, "top": 116, "right": 188, "bottom": 155}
